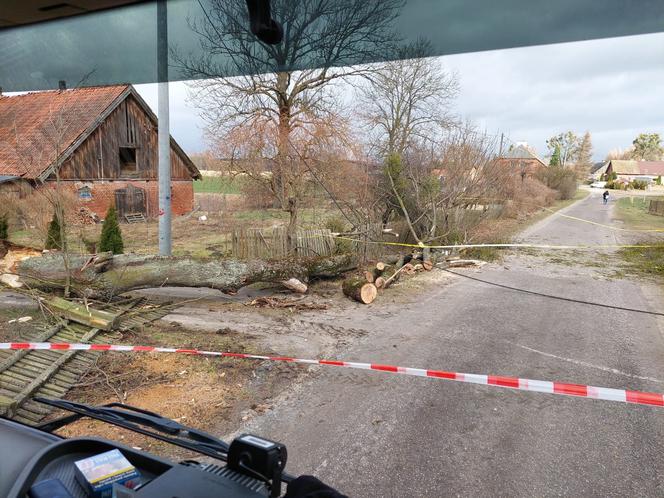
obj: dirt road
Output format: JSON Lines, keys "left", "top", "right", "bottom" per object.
{"left": 233, "top": 190, "right": 664, "bottom": 497}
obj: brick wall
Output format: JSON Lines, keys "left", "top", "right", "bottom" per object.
{"left": 44, "top": 180, "right": 194, "bottom": 218}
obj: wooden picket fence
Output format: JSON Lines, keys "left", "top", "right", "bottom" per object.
{"left": 231, "top": 227, "right": 336, "bottom": 259}
{"left": 648, "top": 200, "right": 664, "bottom": 216}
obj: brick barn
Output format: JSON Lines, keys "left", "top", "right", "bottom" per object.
{"left": 496, "top": 143, "right": 547, "bottom": 178}
{"left": 0, "top": 84, "right": 200, "bottom": 220}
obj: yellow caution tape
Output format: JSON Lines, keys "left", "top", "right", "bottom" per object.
{"left": 332, "top": 235, "right": 662, "bottom": 251}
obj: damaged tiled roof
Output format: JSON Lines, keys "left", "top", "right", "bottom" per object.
{"left": 501, "top": 144, "right": 546, "bottom": 166}
{"left": 0, "top": 85, "right": 129, "bottom": 179}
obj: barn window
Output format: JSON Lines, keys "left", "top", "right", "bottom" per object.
{"left": 119, "top": 147, "right": 137, "bottom": 176}
{"left": 78, "top": 186, "right": 92, "bottom": 200}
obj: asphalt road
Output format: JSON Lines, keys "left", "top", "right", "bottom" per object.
{"left": 238, "top": 190, "right": 664, "bottom": 497}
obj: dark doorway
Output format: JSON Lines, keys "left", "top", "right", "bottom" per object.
{"left": 114, "top": 184, "right": 146, "bottom": 219}
{"left": 119, "top": 147, "right": 137, "bottom": 177}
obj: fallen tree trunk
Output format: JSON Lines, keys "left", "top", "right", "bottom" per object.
{"left": 15, "top": 252, "right": 357, "bottom": 300}
{"left": 342, "top": 277, "right": 377, "bottom": 304}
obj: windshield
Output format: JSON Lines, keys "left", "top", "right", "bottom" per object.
{"left": 1, "top": 1, "right": 664, "bottom": 496}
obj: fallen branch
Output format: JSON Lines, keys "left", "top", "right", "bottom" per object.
{"left": 246, "top": 297, "right": 328, "bottom": 310}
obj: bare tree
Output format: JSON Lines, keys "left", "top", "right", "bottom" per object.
{"left": 178, "top": 0, "right": 404, "bottom": 252}
{"left": 546, "top": 131, "right": 579, "bottom": 168}
{"left": 210, "top": 109, "right": 355, "bottom": 234}
{"left": 356, "top": 40, "right": 459, "bottom": 157}
{"left": 381, "top": 124, "right": 500, "bottom": 247}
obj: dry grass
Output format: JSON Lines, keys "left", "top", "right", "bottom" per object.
{"left": 54, "top": 320, "right": 290, "bottom": 460}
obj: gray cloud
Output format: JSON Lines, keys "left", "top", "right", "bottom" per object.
{"left": 442, "top": 32, "right": 664, "bottom": 159}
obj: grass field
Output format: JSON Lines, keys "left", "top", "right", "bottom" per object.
{"left": 8, "top": 205, "right": 343, "bottom": 258}
{"left": 193, "top": 176, "right": 242, "bottom": 194}
{"left": 613, "top": 196, "right": 664, "bottom": 230}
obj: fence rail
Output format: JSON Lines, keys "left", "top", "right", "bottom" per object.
{"left": 649, "top": 200, "right": 664, "bottom": 216}
{"left": 232, "top": 227, "right": 336, "bottom": 259}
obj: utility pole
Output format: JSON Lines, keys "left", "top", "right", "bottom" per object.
{"left": 157, "top": 0, "right": 171, "bottom": 256}
{"left": 499, "top": 132, "right": 504, "bottom": 157}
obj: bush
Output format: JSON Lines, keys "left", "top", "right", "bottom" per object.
{"left": 657, "top": 176, "right": 662, "bottom": 186}
{"left": 604, "top": 171, "right": 618, "bottom": 182}
{"left": 606, "top": 180, "right": 626, "bottom": 190}
{"left": 537, "top": 166, "right": 577, "bottom": 200}
{"left": 240, "top": 179, "right": 278, "bottom": 209}
{"left": 629, "top": 179, "right": 648, "bottom": 190}
{"left": 0, "top": 214, "right": 8, "bottom": 240}
{"left": 99, "top": 206, "right": 124, "bottom": 254}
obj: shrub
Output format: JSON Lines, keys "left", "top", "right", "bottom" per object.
{"left": 45, "top": 211, "right": 63, "bottom": 250}
{"left": 537, "top": 166, "right": 577, "bottom": 200}
{"left": 0, "top": 214, "right": 8, "bottom": 240}
{"left": 657, "top": 176, "right": 662, "bottom": 186}
{"left": 629, "top": 179, "right": 648, "bottom": 190}
{"left": 99, "top": 206, "right": 124, "bottom": 254}
{"left": 240, "top": 179, "right": 278, "bottom": 209}
{"left": 604, "top": 171, "right": 618, "bottom": 182}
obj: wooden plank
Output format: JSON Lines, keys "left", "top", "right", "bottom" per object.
{"left": 46, "top": 297, "right": 118, "bottom": 330}
{"left": 0, "top": 394, "right": 17, "bottom": 417}
{"left": 0, "top": 324, "right": 63, "bottom": 373}
{"left": 5, "top": 327, "right": 102, "bottom": 418}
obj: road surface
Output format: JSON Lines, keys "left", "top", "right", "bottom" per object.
{"left": 236, "top": 190, "right": 664, "bottom": 497}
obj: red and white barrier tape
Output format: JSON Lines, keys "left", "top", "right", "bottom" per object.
{"left": 2, "top": 342, "right": 663, "bottom": 408}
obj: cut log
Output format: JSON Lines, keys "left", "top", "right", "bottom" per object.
{"left": 375, "top": 262, "right": 386, "bottom": 272}
{"left": 342, "top": 277, "right": 377, "bottom": 304}
{"left": 413, "top": 263, "right": 423, "bottom": 271}
{"left": 374, "top": 276, "right": 386, "bottom": 289}
{"left": 281, "top": 278, "right": 308, "bottom": 294}
{"left": 402, "top": 263, "right": 416, "bottom": 275}
{"left": 422, "top": 260, "right": 434, "bottom": 271}
{"left": 14, "top": 253, "right": 357, "bottom": 300}
{"left": 363, "top": 270, "right": 375, "bottom": 283}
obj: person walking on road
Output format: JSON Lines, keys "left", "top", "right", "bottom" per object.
{"left": 603, "top": 190, "right": 609, "bottom": 204}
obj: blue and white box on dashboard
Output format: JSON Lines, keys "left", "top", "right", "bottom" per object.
{"left": 74, "top": 449, "right": 141, "bottom": 498}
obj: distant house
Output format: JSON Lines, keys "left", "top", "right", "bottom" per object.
{"left": 590, "top": 161, "right": 609, "bottom": 180}
{"left": 604, "top": 160, "right": 664, "bottom": 183}
{"left": 0, "top": 84, "right": 200, "bottom": 219}
{"left": 496, "top": 143, "right": 547, "bottom": 179}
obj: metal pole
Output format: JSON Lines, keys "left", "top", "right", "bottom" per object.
{"left": 157, "top": 0, "right": 171, "bottom": 256}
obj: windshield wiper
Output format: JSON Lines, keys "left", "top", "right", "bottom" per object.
{"left": 35, "top": 397, "right": 229, "bottom": 461}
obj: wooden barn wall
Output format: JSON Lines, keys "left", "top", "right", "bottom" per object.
{"left": 55, "top": 95, "right": 193, "bottom": 181}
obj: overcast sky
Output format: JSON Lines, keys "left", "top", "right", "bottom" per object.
{"left": 135, "top": 31, "right": 664, "bottom": 162}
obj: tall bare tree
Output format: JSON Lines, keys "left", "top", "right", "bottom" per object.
{"left": 178, "top": 0, "right": 404, "bottom": 252}
{"left": 357, "top": 41, "right": 459, "bottom": 157}
{"left": 575, "top": 131, "right": 593, "bottom": 178}
{"left": 546, "top": 131, "right": 579, "bottom": 168}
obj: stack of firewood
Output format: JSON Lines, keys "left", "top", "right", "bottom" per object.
{"left": 341, "top": 253, "right": 434, "bottom": 304}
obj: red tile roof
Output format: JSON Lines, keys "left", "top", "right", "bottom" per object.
{"left": 0, "top": 85, "right": 129, "bottom": 179}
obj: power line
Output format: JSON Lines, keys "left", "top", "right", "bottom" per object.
{"left": 444, "top": 268, "right": 664, "bottom": 317}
